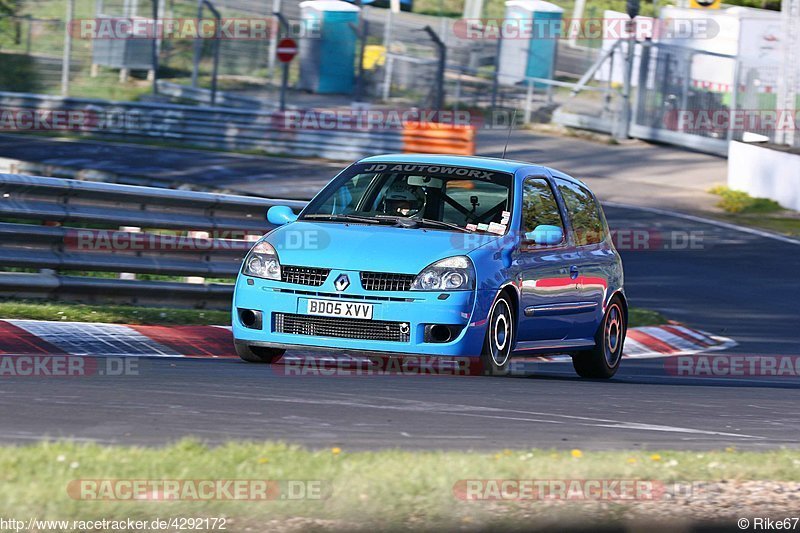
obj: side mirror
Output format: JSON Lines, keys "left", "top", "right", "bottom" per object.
{"left": 267, "top": 205, "right": 298, "bottom": 226}
{"left": 525, "top": 225, "right": 563, "bottom": 246}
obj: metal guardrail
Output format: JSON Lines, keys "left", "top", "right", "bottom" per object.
{"left": 0, "top": 91, "right": 477, "bottom": 160}
{"left": 0, "top": 173, "right": 307, "bottom": 309}
{"left": 0, "top": 92, "right": 405, "bottom": 161}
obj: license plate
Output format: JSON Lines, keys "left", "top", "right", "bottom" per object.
{"left": 307, "top": 299, "right": 374, "bottom": 320}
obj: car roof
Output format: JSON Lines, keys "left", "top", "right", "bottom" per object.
{"left": 356, "top": 154, "right": 585, "bottom": 186}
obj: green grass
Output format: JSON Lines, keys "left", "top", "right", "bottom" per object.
{"left": 628, "top": 307, "right": 667, "bottom": 327}
{"left": 0, "top": 301, "right": 230, "bottom": 325}
{"left": 0, "top": 300, "right": 665, "bottom": 328}
{"left": 708, "top": 186, "right": 800, "bottom": 238}
{"left": 67, "top": 71, "right": 154, "bottom": 101}
{"left": 0, "top": 440, "right": 797, "bottom": 531}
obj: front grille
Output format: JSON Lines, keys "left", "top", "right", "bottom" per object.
{"left": 281, "top": 266, "right": 330, "bottom": 287}
{"left": 273, "top": 288, "right": 416, "bottom": 303}
{"left": 274, "top": 313, "right": 410, "bottom": 342}
{"left": 360, "top": 271, "right": 416, "bottom": 291}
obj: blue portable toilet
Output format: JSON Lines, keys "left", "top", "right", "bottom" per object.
{"left": 497, "top": 0, "right": 563, "bottom": 87}
{"left": 298, "top": 0, "right": 361, "bottom": 94}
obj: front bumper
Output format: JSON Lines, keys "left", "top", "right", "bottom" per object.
{"left": 232, "top": 273, "right": 494, "bottom": 357}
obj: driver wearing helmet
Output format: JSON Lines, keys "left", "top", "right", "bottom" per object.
{"left": 383, "top": 180, "right": 425, "bottom": 217}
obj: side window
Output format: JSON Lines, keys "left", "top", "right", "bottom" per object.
{"left": 556, "top": 179, "right": 605, "bottom": 246}
{"left": 521, "top": 178, "right": 565, "bottom": 245}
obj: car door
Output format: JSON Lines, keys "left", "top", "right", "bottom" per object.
{"left": 553, "top": 178, "right": 614, "bottom": 341}
{"left": 514, "top": 176, "right": 582, "bottom": 343}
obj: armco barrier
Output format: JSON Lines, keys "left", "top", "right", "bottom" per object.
{"left": 0, "top": 173, "right": 307, "bottom": 309}
{"left": 0, "top": 92, "right": 476, "bottom": 160}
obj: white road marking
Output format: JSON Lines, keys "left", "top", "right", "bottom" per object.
{"left": 129, "top": 388, "right": 766, "bottom": 440}
{"left": 400, "top": 431, "right": 487, "bottom": 439}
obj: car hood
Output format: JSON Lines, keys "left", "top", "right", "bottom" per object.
{"left": 265, "top": 221, "right": 502, "bottom": 273}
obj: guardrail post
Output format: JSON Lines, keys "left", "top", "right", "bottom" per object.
{"left": 186, "top": 231, "right": 208, "bottom": 284}
{"left": 119, "top": 226, "right": 140, "bottom": 280}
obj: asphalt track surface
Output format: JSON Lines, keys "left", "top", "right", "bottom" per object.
{"left": 2, "top": 205, "right": 799, "bottom": 450}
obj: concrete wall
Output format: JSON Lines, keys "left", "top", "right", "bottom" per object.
{"left": 728, "top": 141, "right": 800, "bottom": 211}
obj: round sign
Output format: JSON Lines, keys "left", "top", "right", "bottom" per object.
{"left": 276, "top": 38, "right": 298, "bottom": 63}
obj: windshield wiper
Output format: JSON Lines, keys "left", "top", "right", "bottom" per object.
{"left": 302, "top": 214, "right": 381, "bottom": 224}
{"left": 377, "top": 216, "right": 472, "bottom": 233}
{"left": 414, "top": 218, "right": 473, "bottom": 233}
{"left": 374, "top": 215, "right": 419, "bottom": 228}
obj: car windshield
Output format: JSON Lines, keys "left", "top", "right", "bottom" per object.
{"left": 300, "top": 162, "right": 514, "bottom": 233}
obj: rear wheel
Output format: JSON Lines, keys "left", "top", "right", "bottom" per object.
{"left": 572, "top": 298, "right": 626, "bottom": 379}
{"left": 479, "top": 294, "right": 515, "bottom": 376}
{"left": 235, "top": 343, "right": 285, "bottom": 364}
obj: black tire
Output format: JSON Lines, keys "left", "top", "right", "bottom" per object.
{"left": 235, "top": 342, "right": 285, "bottom": 364}
{"left": 479, "top": 293, "right": 515, "bottom": 376}
{"left": 572, "top": 298, "right": 626, "bottom": 379}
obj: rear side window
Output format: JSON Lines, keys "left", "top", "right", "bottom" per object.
{"left": 555, "top": 179, "right": 606, "bottom": 246}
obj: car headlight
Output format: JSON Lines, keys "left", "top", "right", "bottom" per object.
{"left": 411, "top": 256, "right": 475, "bottom": 291}
{"left": 242, "top": 241, "right": 281, "bottom": 280}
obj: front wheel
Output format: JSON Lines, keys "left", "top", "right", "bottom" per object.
{"left": 479, "top": 294, "right": 515, "bottom": 376}
{"left": 572, "top": 298, "right": 626, "bottom": 379}
{"left": 235, "top": 342, "right": 285, "bottom": 364}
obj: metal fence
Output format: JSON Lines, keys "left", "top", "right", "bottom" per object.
{"left": 626, "top": 42, "right": 734, "bottom": 155}
{"left": 0, "top": 173, "right": 306, "bottom": 308}
{"left": 0, "top": 91, "right": 407, "bottom": 159}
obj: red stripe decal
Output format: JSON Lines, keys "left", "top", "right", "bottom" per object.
{"left": 130, "top": 325, "right": 236, "bottom": 358}
{"left": 661, "top": 325, "right": 713, "bottom": 348}
{"left": 0, "top": 321, "right": 67, "bottom": 355}
{"left": 626, "top": 329, "right": 677, "bottom": 354}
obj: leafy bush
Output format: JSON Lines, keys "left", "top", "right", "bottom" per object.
{"left": 709, "top": 185, "right": 783, "bottom": 214}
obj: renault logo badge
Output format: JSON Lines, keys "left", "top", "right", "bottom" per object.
{"left": 334, "top": 273, "right": 350, "bottom": 291}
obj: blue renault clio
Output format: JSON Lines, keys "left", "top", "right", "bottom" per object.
{"left": 233, "top": 154, "right": 626, "bottom": 377}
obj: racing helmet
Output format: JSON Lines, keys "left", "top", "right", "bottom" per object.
{"left": 383, "top": 182, "right": 425, "bottom": 217}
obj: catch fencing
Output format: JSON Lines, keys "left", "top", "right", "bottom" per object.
{"left": 0, "top": 173, "right": 306, "bottom": 309}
